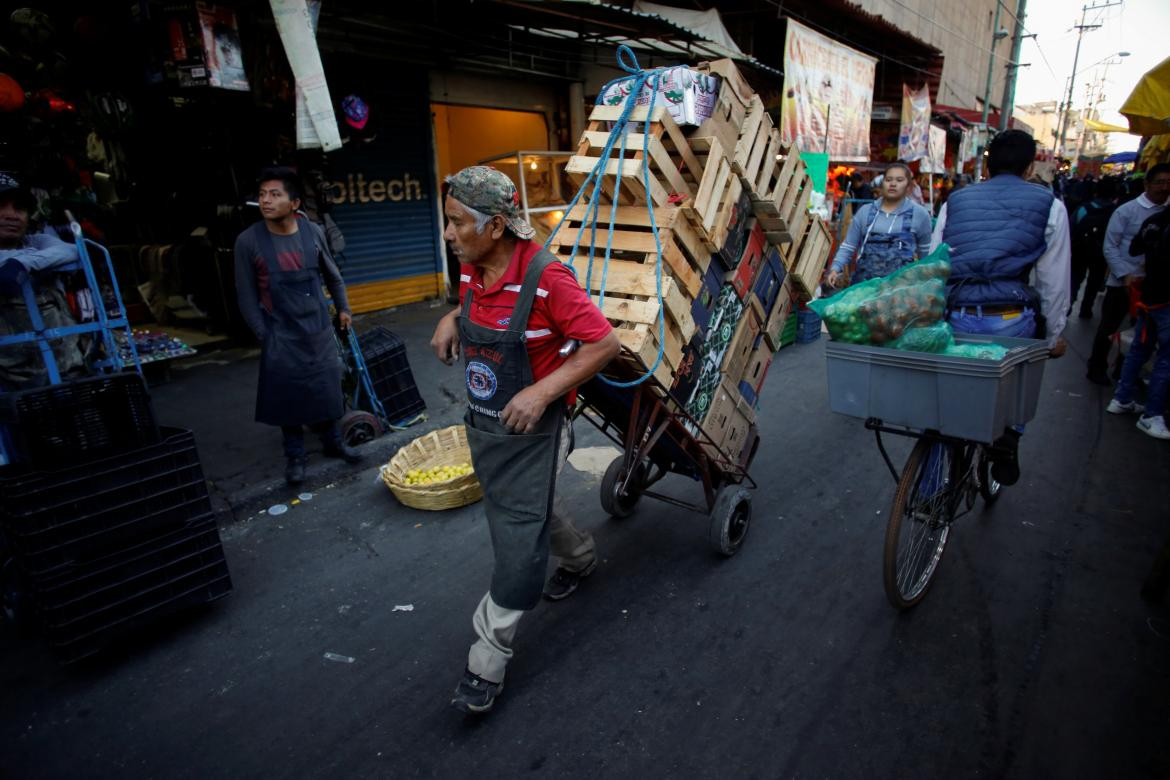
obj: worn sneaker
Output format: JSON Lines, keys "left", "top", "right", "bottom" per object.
{"left": 1106, "top": 398, "right": 1145, "bottom": 415}
{"left": 543, "top": 558, "right": 598, "bottom": 602}
{"left": 1137, "top": 415, "right": 1170, "bottom": 441}
{"left": 451, "top": 668, "right": 504, "bottom": 714}
{"left": 285, "top": 457, "right": 307, "bottom": 486}
{"left": 990, "top": 430, "right": 1021, "bottom": 486}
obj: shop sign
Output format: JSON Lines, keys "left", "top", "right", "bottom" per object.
{"left": 779, "top": 18, "right": 876, "bottom": 161}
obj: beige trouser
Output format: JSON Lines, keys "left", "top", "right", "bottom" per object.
{"left": 467, "top": 419, "right": 596, "bottom": 683}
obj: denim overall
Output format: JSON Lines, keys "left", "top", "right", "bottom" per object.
{"left": 853, "top": 206, "right": 916, "bottom": 284}
{"left": 459, "top": 250, "right": 564, "bottom": 611}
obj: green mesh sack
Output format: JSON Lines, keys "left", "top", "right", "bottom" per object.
{"left": 809, "top": 245, "right": 952, "bottom": 346}
{"left": 890, "top": 321, "right": 955, "bottom": 353}
{"left": 942, "top": 342, "right": 1011, "bottom": 361}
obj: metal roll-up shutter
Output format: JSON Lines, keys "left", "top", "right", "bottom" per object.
{"left": 324, "top": 70, "right": 442, "bottom": 313}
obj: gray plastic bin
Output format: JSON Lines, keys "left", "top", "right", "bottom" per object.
{"left": 825, "top": 335, "right": 1050, "bottom": 443}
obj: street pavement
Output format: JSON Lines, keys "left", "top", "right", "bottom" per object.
{"left": 2, "top": 304, "right": 1168, "bottom": 778}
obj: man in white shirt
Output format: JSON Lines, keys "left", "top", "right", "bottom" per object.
{"left": 1086, "top": 164, "right": 1170, "bottom": 384}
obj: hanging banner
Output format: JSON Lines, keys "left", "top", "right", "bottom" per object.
{"left": 898, "top": 84, "right": 931, "bottom": 162}
{"left": 295, "top": 0, "right": 323, "bottom": 149}
{"left": 779, "top": 18, "right": 876, "bottom": 161}
{"left": 195, "top": 3, "right": 250, "bottom": 91}
{"left": 920, "top": 125, "right": 948, "bottom": 173}
{"left": 270, "top": 0, "right": 341, "bottom": 151}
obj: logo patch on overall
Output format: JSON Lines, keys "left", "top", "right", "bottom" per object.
{"left": 466, "top": 361, "right": 498, "bottom": 400}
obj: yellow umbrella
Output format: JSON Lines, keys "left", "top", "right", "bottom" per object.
{"left": 1084, "top": 118, "right": 1131, "bottom": 133}
{"left": 1121, "top": 56, "right": 1170, "bottom": 136}
{"left": 1140, "top": 133, "right": 1170, "bottom": 167}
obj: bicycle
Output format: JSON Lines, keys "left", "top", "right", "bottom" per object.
{"left": 865, "top": 418, "right": 1005, "bottom": 610}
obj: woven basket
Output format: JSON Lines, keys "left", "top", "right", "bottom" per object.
{"left": 380, "top": 424, "right": 482, "bottom": 511}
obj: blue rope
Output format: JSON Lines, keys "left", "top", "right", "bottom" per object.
{"left": 543, "top": 45, "right": 669, "bottom": 388}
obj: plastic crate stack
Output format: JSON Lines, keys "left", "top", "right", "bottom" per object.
{"left": 553, "top": 58, "right": 834, "bottom": 465}
{"left": 356, "top": 326, "right": 426, "bottom": 425}
{"left": 0, "top": 374, "right": 231, "bottom": 663}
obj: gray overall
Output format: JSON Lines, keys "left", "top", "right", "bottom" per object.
{"left": 459, "top": 250, "right": 563, "bottom": 611}
{"left": 852, "top": 207, "right": 916, "bottom": 284}
{"left": 252, "top": 221, "right": 343, "bottom": 427}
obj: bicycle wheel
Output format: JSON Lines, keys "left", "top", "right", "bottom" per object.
{"left": 883, "top": 437, "right": 958, "bottom": 609}
{"left": 977, "top": 446, "right": 1002, "bottom": 506}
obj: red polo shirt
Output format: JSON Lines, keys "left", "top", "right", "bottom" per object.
{"left": 459, "top": 239, "right": 613, "bottom": 405}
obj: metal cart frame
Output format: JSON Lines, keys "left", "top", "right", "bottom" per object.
{"left": 574, "top": 352, "right": 759, "bottom": 556}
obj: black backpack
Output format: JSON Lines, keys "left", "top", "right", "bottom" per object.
{"left": 1072, "top": 201, "right": 1115, "bottom": 256}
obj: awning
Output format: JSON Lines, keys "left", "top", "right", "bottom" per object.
{"left": 1084, "top": 118, "right": 1131, "bottom": 133}
{"left": 1103, "top": 151, "right": 1138, "bottom": 164}
{"left": 933, "top": 104, "right": 1030, "bottom": 133}
{"left": 1120, "top": 56, "right": 1170, "bottom": 136}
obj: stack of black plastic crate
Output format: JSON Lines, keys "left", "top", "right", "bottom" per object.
{"left": 0, "top": 373, "right": 231, "bottom": 662}
{"left": 357, "top": 326, "right": 426, "bottom": 425}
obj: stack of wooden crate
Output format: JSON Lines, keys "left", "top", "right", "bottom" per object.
{"left": 549, "top": 59, "right": 834, "bottom": 462}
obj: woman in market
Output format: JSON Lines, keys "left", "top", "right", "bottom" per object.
{"left": 826, "top": 162, "right": 933, "bottom": 288}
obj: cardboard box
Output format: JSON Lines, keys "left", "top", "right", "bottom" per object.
{"left": 597, "top": 66, "right": 720, "bottom": 127}
{"left": 721, "top": 394, "right": 756, "bottom": 464}
{"left": 692, "top": 60, "right": 751, "bottom": 163}
{"left": 716, "top": 189, "right": 753, "bottom": 270}
{"left": 740, "top": 333, "right": 772, "bottom": 393}
{"left": 690, "top": 261, "right": 723, "bottom": 335}
{"left": 752, "top": 247, "right": 787, "bottom": 315}
{"left": 670, "top": 332, "right": 705, "bottom": 406}
{"left": 726, "top": 221, "right": 766, "bottom": 301}
{"left": 738, "top": 380, "right": 757, "bottom": 407}
{"left": 719, "top": 306, "right": 762, "bottom": 383}
{"left": 763, "top": 277, "right": 796, "bottom": 351}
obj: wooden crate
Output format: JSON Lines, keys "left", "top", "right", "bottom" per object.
{"left": 566, "top": 104, "right": 705, "bottom": 209}
{"left": 547, "top": 204, "right": 710, "bottom": 300}
{"left": 788, "top": 217, "right": 834, "bottom": 297}
{"left": 682, "top": 136, "right": 744, "bottom": 252}
{"left": 732, "top": 97, "right": 771, "bottom": 179}
{"left": 761, "top": 156, "right": 813, "bottom": 248}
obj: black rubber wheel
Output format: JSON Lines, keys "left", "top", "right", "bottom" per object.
{"left": 600, "top": 457, "right": 644, "bottom": 519}
{"left": 883, "top": 439, "right": 958, "bottom": 610}
{"left": 340, "top": 410, "right": 383, "bottom": 447}
{"left": 977, "top": 447, "right": 1002, "bottom": 506}
{"left": 708, "top": 485, "right": 751, "bottom": 557}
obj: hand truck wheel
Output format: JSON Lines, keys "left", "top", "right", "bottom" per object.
{"left": 340, "top": 410, "right": 383, "bottom": 447}
{"left": 708, "top": 485, "right": 751, "bottom": 556}
{"left": 600, "top": 456, "right": 645, "bottom": 519}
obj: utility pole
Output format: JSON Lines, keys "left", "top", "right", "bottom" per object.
{"left": 1056, "top": 1, "right": 1122, "bottom": 159}
{"left": 974, "top": 0, "right": 1006, "bottom": 180}
{"left": 998, "top": 0, "right": 1029, "bottom": 132}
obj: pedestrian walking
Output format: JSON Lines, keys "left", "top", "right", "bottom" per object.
{"left": 1069, "top": 177, "right": 1120, "bottom": 320}
{"left": 826, "top": 162, "right": 932, "bottom": 288}
{"left": 429, "top": 166, "right": 619, "bottom": 714}
{"left": 1106, "top": 202, "right": 1170, "bottom": 440}
{"left": 1086, "top": 163, "right": 1170, "bottom": 385}
{"left": 931, "top": 129, "right": 1070, "bottom": 485}
{"left": 234, "top": 166, "right": 362, "bottom": 486}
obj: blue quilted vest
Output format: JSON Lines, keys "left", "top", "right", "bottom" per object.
{"left": 942, "top": 175, "right": 1053, "bottom": 309}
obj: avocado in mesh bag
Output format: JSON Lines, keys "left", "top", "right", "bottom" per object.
{"left": 890, "top": 321, "right": 956, "bottom": 353}
{"left": 808, "top": 245, "right": 952, "bottom": 346}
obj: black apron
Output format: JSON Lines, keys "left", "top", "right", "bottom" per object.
{"left": 252, "top": 220, "right": 343, "bottom": 427}
{"left": 459, "top": 249, "right": 564, "bottom": 611}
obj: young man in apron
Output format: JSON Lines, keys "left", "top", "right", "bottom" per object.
{"left": 234, "top": 167, "right": 361, "bottom": 486}
{"left": 826, "top": 162, "right": 933, "bottom": 288}
{"left": 430, "top": 167, "right": 620, "bottom": 714}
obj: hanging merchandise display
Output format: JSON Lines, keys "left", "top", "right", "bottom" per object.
{"left": 195, "top": 2, "right": 251, "bottom": 92}
{"left": 898, "top": 84, "right": 931, "bottom": 162}
{"left": 779, "top": 18, "right": 876, "bottom": 161}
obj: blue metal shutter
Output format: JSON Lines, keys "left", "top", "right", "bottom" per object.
{"left": 324, "top": 70, "right": 440, "bottom": 289}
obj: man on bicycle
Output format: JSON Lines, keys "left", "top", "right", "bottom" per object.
{"left": 931, "top": 130, "right": 1070, "bottom": 485}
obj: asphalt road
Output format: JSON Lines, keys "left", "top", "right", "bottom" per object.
{"left": 2, "top": 314, "right": 1168, "bottom": 778}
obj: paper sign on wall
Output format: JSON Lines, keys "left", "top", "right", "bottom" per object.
{"left": 270, "top": 0, "right": 340, "bottom": 151}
